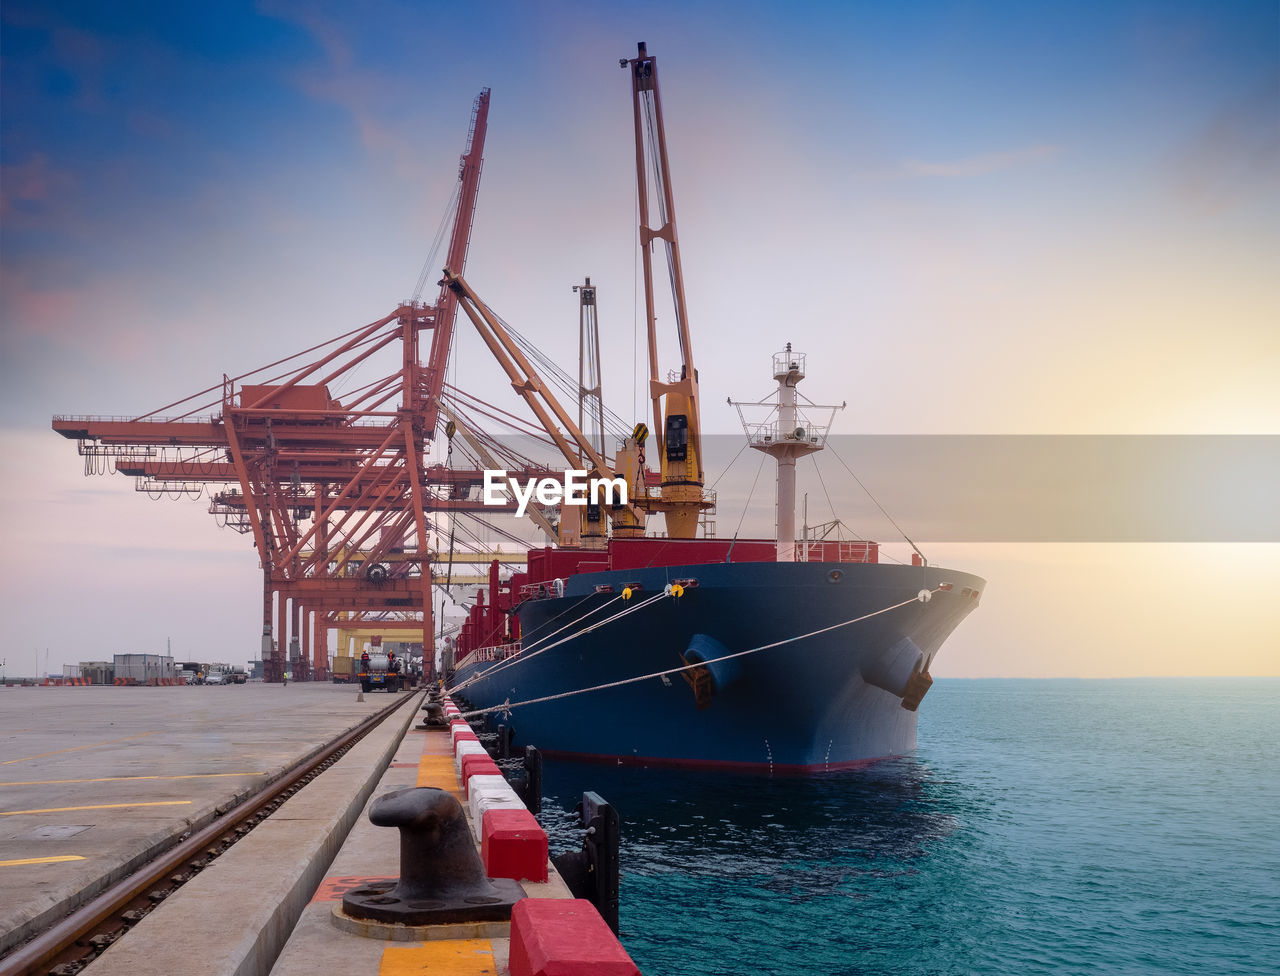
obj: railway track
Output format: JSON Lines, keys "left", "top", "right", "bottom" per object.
{"left": 1, "top": 690, "right": 419, "bottom": 976}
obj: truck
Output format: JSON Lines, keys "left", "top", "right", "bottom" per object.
{"left": 331, "top": 654, "right": 355, "bottom": 684}
{"left": 357, "top": 651, "right": 403, "bottom": 693}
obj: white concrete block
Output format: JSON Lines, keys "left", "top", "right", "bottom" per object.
{"left": 453, "top": 738, "right": 488, "bottom": 775}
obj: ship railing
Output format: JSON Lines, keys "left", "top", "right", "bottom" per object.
{"left": 797, "top": 540, "right": 880, "bottom": 563}
{"left": 53, "top": 413, "right": 220, "bottom": 426}
{"left": 520, "top": 581, "right": 561, "bottom": 600}
{"left": 741, "top": 420, "right": 829, "bottom": 448}
{"left": 455, "top": 641, "right": 522, "bottom": 671}
{"left": 631, "top": 484, "right": 717, "bottom": 509}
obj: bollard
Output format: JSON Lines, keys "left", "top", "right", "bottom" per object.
{"left": 341, "top": 787, "right": 524, "bottom": 925}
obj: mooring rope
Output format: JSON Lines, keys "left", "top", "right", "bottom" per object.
{"left": 449, "top": 594, "right": 624, "bottom": 691}
{"left": 456, "top": 587, "right": 939, "bottom": 721}
{"left": 447, "top": 591, "right": 666, "bottom": 694}
{"left": 506, "top": 593, "right": 597, "bottom": 648}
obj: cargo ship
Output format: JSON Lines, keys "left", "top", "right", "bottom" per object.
{"left": 442, "top": 44, "right": 984, "bottom": 772}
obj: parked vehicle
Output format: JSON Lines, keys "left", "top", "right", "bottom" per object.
{"left": 357, "top": 651, "right": 402, "bottom": 693}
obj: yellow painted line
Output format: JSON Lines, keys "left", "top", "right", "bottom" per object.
{"left": 0, "top": 801, "right": 193, "bottom": 817}
{"left": 0, "top": 731, "right": 159, "bottom": 766}
{"left": 416, "top": 755, "right": 460, "bottom": 789}
{"left": 0, "top": 772, "right": 266, "bottom": 787}
{"left": 0, "top": 855, "right": 87, "bottom": 867}
{"left": 380, "top": 940, "right": 496, "bottom": 975}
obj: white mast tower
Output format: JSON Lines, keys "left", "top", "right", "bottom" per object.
{"left": 730, "top": 344, "right": 844, "bottom": 561}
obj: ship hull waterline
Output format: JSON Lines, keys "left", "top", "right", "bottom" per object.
{"left": 448, "top": 561, "right": 984, "bottom": 773}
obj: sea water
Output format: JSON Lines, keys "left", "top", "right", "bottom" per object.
{"left": 537, "top": 678, "right": 1279, "bottom": 975}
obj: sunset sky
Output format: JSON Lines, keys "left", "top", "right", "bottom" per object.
{"left": 2, "top": 1, "right": 1276, "bottom": 678}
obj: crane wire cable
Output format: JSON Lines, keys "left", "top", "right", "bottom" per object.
{"left": 412, "top": 181, "right": 463, "bottom": 302}
{"left": 825, "top": 441, "right": 927, "bottom": 565}
{"left": 725, "top": 451, "right": 768, "bottom": 561}
{"left": 707, "top": 438, "right": 751, "bottom": 492}
{"left": 480, "top": 303, "right": 632, "bottom": 442}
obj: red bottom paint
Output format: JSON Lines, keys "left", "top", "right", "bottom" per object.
{"left": 539, "top": 748, "right": 900, "bottom": 775}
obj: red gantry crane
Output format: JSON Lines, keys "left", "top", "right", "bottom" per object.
{"left": 51, "top": 89, "right": 539, "bottom": 684}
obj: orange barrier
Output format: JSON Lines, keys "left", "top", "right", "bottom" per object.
{"left": 110, "top": 677, "right": 186, "bottom": 686}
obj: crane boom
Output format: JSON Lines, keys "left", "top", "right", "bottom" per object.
{"left": 623, "top": 42, "right": 708, "bottom": 539}
{"left": 422, "top": 88, "right": 491, "bottom": 437}
{"left": 442, "top": 269, "right": 645, "bottom": 528}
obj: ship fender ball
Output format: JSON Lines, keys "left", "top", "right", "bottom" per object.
{"left": 684, "top": 634, "right": 740, "bottom": 693}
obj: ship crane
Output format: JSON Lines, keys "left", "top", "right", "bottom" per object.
{"left": 441, "top": 270, "right": 647, "bottom": 537}
{"left": 573, "top": 277, "right": 607, "bottom": 463}
{"left": 568, "top": 277, "right": 609, "bottom": 547}
{"left": 623, "top": 41, "right": 714, "bottom": 539}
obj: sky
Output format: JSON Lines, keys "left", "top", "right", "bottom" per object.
{"left": 1, "top": 0, "right": 1276, "bottom": 679}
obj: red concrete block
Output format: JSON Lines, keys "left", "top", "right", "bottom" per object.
{"left": 452, "top": 729, "right": 480, "bottom": 754}
{"left": 481, "top": 808, "right": 548, "bottom": 882}
{"left": 509, "top": 899, "right": 639, "bottom": 976}
{"left": 460, "top": 753, "right": 501, "bottom": 795}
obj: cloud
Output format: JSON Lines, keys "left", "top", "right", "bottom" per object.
{"left": 0, "top": 154, "right": 78, "bottom": 217}
{"left": 258, "top": 0, "right": 353, "bottom": 69}
{"left": 257, "top": 1, "right": 427, "bottom": 182}
{"left": 903, "top": 143, "right": 1061, "bottom": 177}
{"left": 1170, "top": 72, "right": 1280, "bottom": 211}
{"left": 0, "top": 265, "right": 80, "bottom": 337}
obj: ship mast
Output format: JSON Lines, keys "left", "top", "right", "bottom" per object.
{"left": 731, "top": 345, "right": 844, "bottom": 561}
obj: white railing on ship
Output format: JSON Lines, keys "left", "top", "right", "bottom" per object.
{"left": 455, "top": 641, "right": 522, "bottom": 671}
{"left": 797, "top": 540, "right": 878, "bottom": 563}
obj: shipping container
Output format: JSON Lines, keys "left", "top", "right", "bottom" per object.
{"left": 112, "top": 654, "right": 177, "bottom": 681}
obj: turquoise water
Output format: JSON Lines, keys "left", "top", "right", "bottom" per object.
{"left": 538, "top": 678, "right": 1279, "bottom": 975}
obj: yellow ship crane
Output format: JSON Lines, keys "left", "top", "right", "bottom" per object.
{"left": 623, "top": 41, "right": 714, "bottom": 539}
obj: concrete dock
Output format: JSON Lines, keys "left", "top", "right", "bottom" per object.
{"left": 0, "top": 684, "right": 405, "bottom": 958}
{"left": 1, "top": 686, "right": 638, "bottom": 975}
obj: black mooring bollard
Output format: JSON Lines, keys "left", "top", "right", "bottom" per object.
{"left": 417, "top": 701, "right": 447, "bottom": 728}
{"left": 341, "top": 787, "right": 524, "bottom": 925}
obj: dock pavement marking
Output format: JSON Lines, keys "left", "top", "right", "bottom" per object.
{"left": 0, "top": 855, "right": 87, "bottom": 867}
{"left": 0, "top": 801, "right": 193, "bottom": 816}
{"left": 380, "top": 940, "right": 496, "bottom": 975}
{"left": 0, "top": 731, "right": 159, "bottom": 766}
{"left": 0, "top": 772, "right": 267, "bottom": 787}
{"left": 416, "top": 755, "right": 460, "bottom": 790}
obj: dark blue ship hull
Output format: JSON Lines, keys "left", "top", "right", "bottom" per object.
{"left": 450, "top": 560, "right": 984, "bottom": 772}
